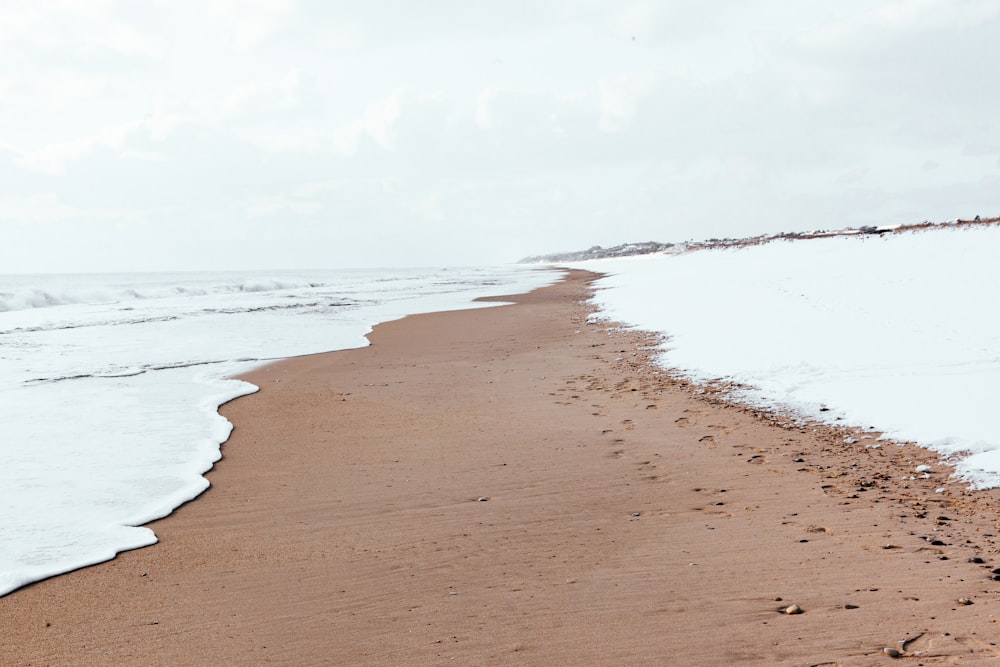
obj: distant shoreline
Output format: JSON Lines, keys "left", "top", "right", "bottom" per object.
{"left": 521, "top": 214, "right": 1000, "bottom": 263}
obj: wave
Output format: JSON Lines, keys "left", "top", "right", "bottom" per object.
{"left": 0, "top": 276, "right": 327, "bottom": 313}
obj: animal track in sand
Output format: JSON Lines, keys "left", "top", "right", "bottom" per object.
{"left": 692, "top": 504, "right": 733, "bottom": 519}
{"left": 952, "top": 634, "right": 1000, "bottom": 657}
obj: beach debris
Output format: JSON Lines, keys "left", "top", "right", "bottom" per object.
{"left": 958, "top": 597, "right": 974, "bottom": 605}
{"left": 844, "top": 604, "right": 859, "bottom": 609}
{"left": 915, "top": 464, "right": 932, "bottom": 473}
{"left": 780, "top": 604, "right": 803, "bottom": 615}
{"left": 630, "top": 512, "right": 641, "bottom": 517}
{"left": 970, "top": 556, "right": 986, "bottom": 564}
{"left": 882, "top": 647, "right": 901, "bottom": 658}
{"left": 477, "top": 496, "right": 489, "bottom": 502}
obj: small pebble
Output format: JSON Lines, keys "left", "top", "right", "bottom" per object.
{"left": 477, "top": 497, "right": 489, "bottom": 502}
{"left": 882, "top": 647, "right": 901, "bottom": 658}
{"left": 970, "top": 557, "right": 986, "bottom": 564}
{"left": 958, "top": 598, "right": 974, "bottom": 605}
{"left": 781, "top": 604, "right": 803, "bottom": 615}
{"left": 844, "top": 604, "right": 859, "bottom": 609}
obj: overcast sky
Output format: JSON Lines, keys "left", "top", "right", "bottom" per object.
{"left": 3, "top": 1, "right": 999, "bottom": 272}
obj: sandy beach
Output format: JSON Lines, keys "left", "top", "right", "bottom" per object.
{"left": 4, "top": 269, "right": 1000, "bottom": 665}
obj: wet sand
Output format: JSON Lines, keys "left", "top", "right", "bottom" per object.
{"left": 3, "top": 269, "right": 1000, "bottom": 665}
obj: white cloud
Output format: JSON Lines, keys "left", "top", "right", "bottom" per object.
{"left": 0, "top": 194, "right": 83, "bottom": 222}
{"left": 332, "top": 88, "right": 408, "bottom": 155}
{"left": 1, "top": 1, "right": 999, "bottom": 271}
{"left": 222, "top": 69, "right": 307, "bottom": 120}
{"left": 474, "top": 86, "right": 499, "bottom": 130}
{"left": 0, "top": 193, "right": 139, "bottom": 224}
{"left": 14, "top": 137, "right": 101, "bottom": 175}
{"left": 598, "top": 71, "right": 657, "bottom": 132}
{"left": 209, "top": 0, "right": 296, "bottom": 50}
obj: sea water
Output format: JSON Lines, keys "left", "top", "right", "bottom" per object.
{"left": 0, "top": 266, "right": 560, "bottom": 596}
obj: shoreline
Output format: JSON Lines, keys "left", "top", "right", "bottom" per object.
{"left": 3, "top": 269, "right": 1000, "bottom": 664}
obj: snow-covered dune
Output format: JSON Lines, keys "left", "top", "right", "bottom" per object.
{"left": 572, "top": 224, "right": 1000, "bottom": 487}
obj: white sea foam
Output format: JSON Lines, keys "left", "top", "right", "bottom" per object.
{"left": 571, "top": 225, "right": 1000, "bottom": 488}
{"left": 0, "top": 272, "right": 334, "bottom": 312}
{"left": 0, "top": 266, "right": 559, "bottom": 596}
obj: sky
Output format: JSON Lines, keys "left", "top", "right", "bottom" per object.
{"left": 3, "top": 0, "right": 1000, "bottom": 272}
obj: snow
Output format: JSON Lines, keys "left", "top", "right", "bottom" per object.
{"left": 571, "top": 225, "right": 1000, "bottom": 488}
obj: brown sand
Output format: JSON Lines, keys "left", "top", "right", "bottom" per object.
{"left": 4, "top": 269, "right": 1000, "bottom": 665}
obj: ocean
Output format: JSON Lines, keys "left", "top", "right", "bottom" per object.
{"left": 0, "top": 266, "right": 560, "bottom": 596}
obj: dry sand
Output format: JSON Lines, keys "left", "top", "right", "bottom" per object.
{"left": 4, "top": 269, "right": 1000, "bottom": 665}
